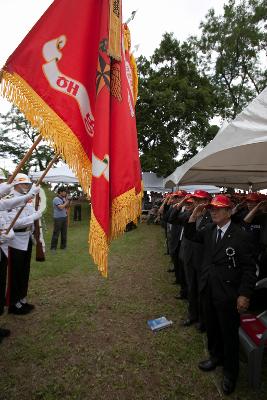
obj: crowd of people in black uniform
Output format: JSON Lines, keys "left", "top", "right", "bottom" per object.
{"left": 150, "top": 189, "right": 267, "bottom": 395}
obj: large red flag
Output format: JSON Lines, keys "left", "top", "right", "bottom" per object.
{"left": 0, "top": 0, "right": 142, "bottom": 276}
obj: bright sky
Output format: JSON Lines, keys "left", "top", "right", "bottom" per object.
{"left": 0, "top": 0, "right": 227, "bottom": 170}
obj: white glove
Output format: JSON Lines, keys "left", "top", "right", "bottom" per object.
{"left": 0, "top": 229, "right": 15, "bottom": 244}
{"left": 27, "top": 184, "right": 40, "bottom": 198}
{"left": 33, "top": 210, "right": 42, "bottom": 221}
{"left": 0, "top": 183, "right": 13, "bottom": 198}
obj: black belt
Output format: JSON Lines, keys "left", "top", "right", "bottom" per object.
{"left": 14, "top": 228, "right": 30, "bottom": 233}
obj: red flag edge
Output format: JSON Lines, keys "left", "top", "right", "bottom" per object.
{"left": 0, "top": 70, "right": 92, "bottom": 196}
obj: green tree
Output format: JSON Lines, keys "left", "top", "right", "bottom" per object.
{"left": 196, "top": 0, "right": 267, "bottom": 118}
{"left": 0, "top": 106, "right": 56, "bottom": 172}
{"left": 136, "top": 33, "right": 219, "bottom": 177}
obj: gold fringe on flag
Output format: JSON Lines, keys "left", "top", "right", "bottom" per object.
{"left": 108, "top": 0, "right": 122, "bottom": 61}
{"left": 89, "top": 210, "right": 109, "bottom": 278}
{"left": 0, "top": 70, "right": 92, "bottom": 196}
{"left": 130, "top": 54, "right": 138, "bottom": 106}
{"left": 110, "top": 187, "right": 142, "bottom": 240}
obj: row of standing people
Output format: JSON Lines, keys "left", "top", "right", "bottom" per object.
{"left": 159, "top": 190, "right": 265, "bottom": 395}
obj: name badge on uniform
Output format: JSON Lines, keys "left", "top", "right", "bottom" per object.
{"left": 226, "top": 247, "right": 236, "bottom": 269}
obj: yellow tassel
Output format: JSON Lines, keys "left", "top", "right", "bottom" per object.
{"left": 111, "top": 187, "right": 142, "bottom": 239}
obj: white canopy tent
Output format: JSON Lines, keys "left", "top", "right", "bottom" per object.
{"left": 142, "top": 172, "right": 220, "bottom": 193}
{"left": 142, "top": 172, "right": 171, "bottom": 192}
{"left": 29, "top": 164, "right": 78, "bottom": 184}
{"left": 164, "top": 87, "right": 267, "bottom": 190}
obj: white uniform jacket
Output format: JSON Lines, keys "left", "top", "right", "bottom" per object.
{"left": 7, "top": 190, "right": 35, "bottom": 251}
{"left": 0, "top": 210, "right": 13, "bottom": 257}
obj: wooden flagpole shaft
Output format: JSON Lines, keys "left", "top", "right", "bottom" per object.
{"left": 8, "top": 135, "right": 43, "bottom": 184}
{"left": 6, "top": 154, "right": 58, "bottom": 234}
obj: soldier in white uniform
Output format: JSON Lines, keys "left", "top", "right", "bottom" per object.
{"left": 0, "top": 178, "right": 40, "bottom": 339}
{"left": 7, "top": 174, "right": 42, "bottom": 315}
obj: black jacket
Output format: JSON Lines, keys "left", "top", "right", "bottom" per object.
{"left": 167, "top": 208, "right": 189, "bottom": 256}
{"left": 168, "top": 209, "right": 212, "bottom": 265}
{"left": 184, "top": 221, "right": 257, "bottom": 303}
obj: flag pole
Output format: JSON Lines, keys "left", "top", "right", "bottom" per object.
{"left": 7, "top": 134, "right": 43, "bottom": 184}
{"left": 6, "top": 154, "right": 58, "bottom": 234}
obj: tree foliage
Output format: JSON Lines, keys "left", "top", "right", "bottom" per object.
{"left": 196, "top": 0, "right": 267, "bottom": 118}
{"left": 136, "top": 33, "right": 219, "bottom": 177}
{"left": 0, "top": 106, "right": 56, "bottom": 172}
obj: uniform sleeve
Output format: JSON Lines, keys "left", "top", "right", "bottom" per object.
{"left": 0, "top": 183, "right": 12, "bottom": 198}
{"left": 166, "top": 206, "right": 177, "bottom": 223}
{"left": 168, "top": 209, "right": 190, "bottom": 225}
{"left": 0, "top": 195, "right": 30, "bottom": 211}
{"left": 8, "top": 210, "right": 34, "bottom": 228}
{"left": 238, "top": 233, "right": 257, "bottom": 298}
{"left": 184, "top": 221, "right": 206, "bottom": 243}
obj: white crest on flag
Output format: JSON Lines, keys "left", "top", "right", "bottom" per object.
{"left": 92, "top": 153, "right": 109, "bottom": 182}
{"left": 42, "top": 35, "right": 94, "bottom": 137}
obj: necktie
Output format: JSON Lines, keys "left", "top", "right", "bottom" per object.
{"left": 216, "top": 228, "right": 222, "bottom": 243}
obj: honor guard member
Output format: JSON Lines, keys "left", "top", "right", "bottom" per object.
{"left": 7, "top": 174, "right": 42, "bottom": 315}
{"left": 166, "top": 191, "right": 188, "bottom": 284}
{"left": 184, "top": 195, "right": 257, "bottom": 395}
{"left": 0, "top": 180, "right": 39, "bottom": 338}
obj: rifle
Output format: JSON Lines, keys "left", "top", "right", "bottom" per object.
{"left": 34, "top": 192, "right": 45, "bottom": 261}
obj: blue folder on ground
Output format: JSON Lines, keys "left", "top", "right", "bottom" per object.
{"left": 147, "top": 316, "right": 173, "bottom": 332}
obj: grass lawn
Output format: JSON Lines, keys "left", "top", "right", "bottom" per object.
{"left": 0, "top": 189, "right": 266, "bottom": 399}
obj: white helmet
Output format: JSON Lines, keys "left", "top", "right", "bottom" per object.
{"left": 13, "top": 173, "right": 32, "bottom": 185}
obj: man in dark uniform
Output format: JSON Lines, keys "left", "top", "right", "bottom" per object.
{"left": 182, "top": 190, "right": 212, "bottom": 329}
{"left": 184, "top": 194, "right": 257, "bottom": 395}
{"left": 165, "top": 191, "right": 188, "bottom": 286}
{"left": 168, "top": 191, "right": 212, "bottom": 327}
{"left": 159, "top": 194, "right": 172, "bottom": 256}
{"left": 167, "top": 195, "right": 194, "bottom": 300}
